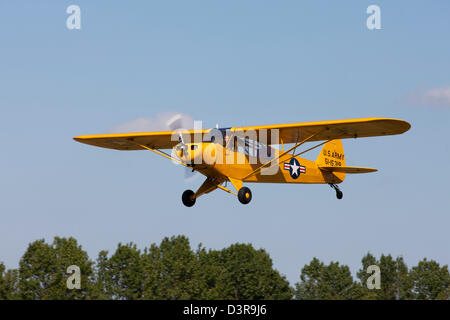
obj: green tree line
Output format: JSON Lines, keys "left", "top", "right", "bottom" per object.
{"left": 0, "top": 235, "right": 448, "bottom": 300}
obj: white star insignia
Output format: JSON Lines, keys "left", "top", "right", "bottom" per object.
{"left": 290, "top": 161, "right": 300, "bottom": 177}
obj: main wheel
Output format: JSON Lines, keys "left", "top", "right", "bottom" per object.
{"left": 182, "top": 190, "right": 196, "bottom": 207}
{"left": 336, "top": 190, "right": 343, "bottom": 200}
{"left": 238, "top": 187, "right": 252, "bottom": 205}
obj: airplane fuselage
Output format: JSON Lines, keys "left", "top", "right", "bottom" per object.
{"left": 175, "top": 142, "right": 345, "bottom": 185}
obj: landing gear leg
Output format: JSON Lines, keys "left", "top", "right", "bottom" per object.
{"left": 329, "top": 184, "right": 343, "bottom": 200}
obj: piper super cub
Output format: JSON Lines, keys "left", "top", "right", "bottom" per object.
{"left": 74, "top": 117, "right": 410, "bottom": 207}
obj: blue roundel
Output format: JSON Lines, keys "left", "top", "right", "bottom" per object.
{"left": 289, "top": 158, "right": 301, "bottom": 179}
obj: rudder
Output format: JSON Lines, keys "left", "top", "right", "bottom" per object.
{"left": 316, "top": 139, "right": 346, "bottom": 182}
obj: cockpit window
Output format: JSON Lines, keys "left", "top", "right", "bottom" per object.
{"left": 200, "top": 127, "right": 275, "bottom": 160}
{"left": 203, "top": 128, "right": 226, "bottom": 144}
{"left": 226, "top": 135, "right": 275, "bottom": 160}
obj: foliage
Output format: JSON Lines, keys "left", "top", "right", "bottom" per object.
{"left": 16, "top": 237, "right": 94, "bottom": 299}
{"left": 96, "top": 243, "right": 145, "bottom": 299}
{"left": 199, "top": 243, "right": 293, "bottom": 300}
{"left": 1, "top": 236, "right": 448, "bottom": 300}
{"left": 356, "top": 253, "right": 413, "bottom": 299}
{"left": 0, "top": 263, "right": 19, "bottom": 299}
{"left": 294, "top": 258, "right": 362, "bottom": 299}
{"left": 409, "top": 258, "right": 449, "bottom": 300}
{"left": 143, "top": 236, "right": 203, "bottom": 299}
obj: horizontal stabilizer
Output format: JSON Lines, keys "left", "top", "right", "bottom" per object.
{"left": 319, "top": 166, "right": 377, "bottom": 174}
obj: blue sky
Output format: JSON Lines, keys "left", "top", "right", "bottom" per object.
{"left": 1, "top": 1, "right": 449, "bottom": 285}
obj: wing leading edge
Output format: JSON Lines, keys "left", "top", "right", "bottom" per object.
{"left": 73, "top": 117, "right": 410, "bottom": 150}
{"left": 73, "top": 129, "right": 210, "bottom": 150}
{"left": 231, "top": 117, "right": 410, "bottom": 144}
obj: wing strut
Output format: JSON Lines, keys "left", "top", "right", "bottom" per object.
{"left": 132, "top": 141, "right": 190, "bottom": 168}
{"left": 284, "top": 139, "right": 332, "bottom": 163}
{"left": 242, "top": 131, "right": 324, "bottom": 180}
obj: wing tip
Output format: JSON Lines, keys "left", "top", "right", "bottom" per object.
{"left": 73, "top": 136, "right": 89, "bottom": 143}
{"left": 380, "top": 118, "right": 411, "bottom": 134}
{"left": 392, "top": 118, "right": 411, "bottom": 133}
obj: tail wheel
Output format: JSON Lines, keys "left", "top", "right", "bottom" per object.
{"left": 238, "top": 187, "right": 252, "bottom": 205}
{"left": 329, "top": 183, "right": 343, "bottom": 200}
{"left": 182, "top": 190, "right": 196, "bottom": 207}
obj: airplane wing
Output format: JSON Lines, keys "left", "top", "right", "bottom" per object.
{"left": 74, "top": 118, "right": 410, "bottom": 150}
{"left": 318, "top": 166, "right": 378, "bottom": 174}
{"left": 73, "top": 129, "right": 210, "bottom": 150}
{"left": 231, "top": 117, "right": 410, "bottom": 144}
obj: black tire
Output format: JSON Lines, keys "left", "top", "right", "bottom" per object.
{"left": 182, "top": 190, "right": 196, "bottom": 207}
{"left": 336, "top": 190, "right": 343, "bottom": 200}
{"left": 238, "top": 187, "right": 252, "bottom": 204}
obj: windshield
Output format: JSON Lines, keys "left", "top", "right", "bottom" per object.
{"left": 202, "top": 128, "right": 274, "bottom": 160}
{"left": 202, "top": 128, "right": 230, "bottom": 145}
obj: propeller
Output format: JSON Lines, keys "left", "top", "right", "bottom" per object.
{"left": 166, "top": 114, "right": 201, "bottom": 183}
{"left": 166, "top": 114, "right": 188, "bottom": 157}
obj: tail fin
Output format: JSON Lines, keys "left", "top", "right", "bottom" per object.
{"left": 316, "top": 139, "right": 346, "bottom": 182}
{"left": 316, "top": 140, "right": 377, "bottom": 182}
{"left": 316, "top": 139, "right": 346, "bottom": 167}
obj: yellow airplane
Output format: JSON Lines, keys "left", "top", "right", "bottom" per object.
{"left": 74, "top": 117, "right": 410, "bottom": 207}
